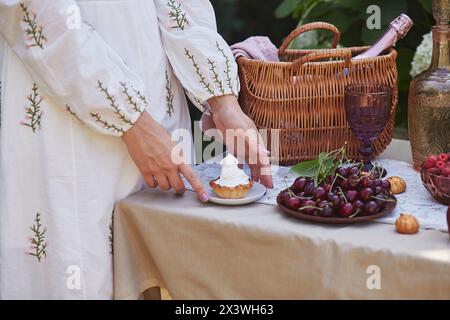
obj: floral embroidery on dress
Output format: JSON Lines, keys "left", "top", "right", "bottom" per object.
{"left": 215, "top": 41, "right": 237, "bottom": 96}
{"left": 167, "top": 0, "right": 189, "bottom": 30}
{"left": 90, "top": 112, "right": 125, "bottom": 135}
{"left": 165, "top": 70, "right": 175, "bottom": 117}
{"left": 131, "top": 87, "right": 149, "bottom": 109}
{"left": 27, "top": 212, "right": 47, "bottom": 262}
{"left": 65, "top": 104, "right": 84, "bottom": 125}
{"left": 187, "top": 91, "right": 212, "bottom": 114}
{"left": 21, "top": 83, "right": 43, "bottom": 133}
{"left": 184, "top": 49, "right": 215, "bottom": 96}
{"left": 207, "top": 59, "right": 226, "bottom": 95}
{"left": 97, "top": 81, "right": 134, "bottom": 126}
{"left": 20, "top": 2, "right": 47, "bottom": 49}
{"left": 120, "top": 82, "right": 146, "bottom": 113}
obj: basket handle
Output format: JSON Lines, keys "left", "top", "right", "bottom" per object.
{"left": 291, "top": 48, "right": 352, "bottom": 69}
{"left": 279, "top": 22, "right": 341, "bottom": 55}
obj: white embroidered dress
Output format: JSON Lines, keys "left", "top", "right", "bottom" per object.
{"left": 0, "top": 0, "right": 239, "bottom": 299}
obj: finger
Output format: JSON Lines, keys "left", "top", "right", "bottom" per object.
{"left": 155, "top": 175, "right": 170, "bottom": 191}
{"left": 144, "top": 175, "right": 157, "bottom": 189}
{"left": 168, "top": 172, "right": 186, "bottom": 195}
{"left": 179, "top": 164, "right": 209, "bottom": 203}
{"left": 260, "top": 162, "right": 273, "bottom": 189}
{"left": 249, "top": 164, "right": 260, "bottom": 183}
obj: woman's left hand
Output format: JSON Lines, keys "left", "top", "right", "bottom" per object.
{"left": 207, "top": 95, "right": 273, "bottom": 189}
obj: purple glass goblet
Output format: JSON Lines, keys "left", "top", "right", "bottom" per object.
{"left": 344, "top": 83, "right": 393, "bottom": 173}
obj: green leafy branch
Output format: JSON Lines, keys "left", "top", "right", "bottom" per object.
{"left": 165, "top": 71, "right": 175, "bottom": 117}
{"left": 22, "top": 83, "right": 43, "bottom": 133}
{"left": 20, "top": 2, "right": 47, "bottom": 49}
{"left": 97, "top": 81, "right": 134, "bottom": 126}
{"left": 290, "top": 145, "right": 348, "bottom": 187}
{"left": 27, "top": 212, "right": 47, "bottom": 262}
{"left": 215, "top": 42, "right": 235, "bottom": 95}
{"left": 167, "top": 0, "right": 189, "bottom": 30}
{"left": 184, "top": 49, "right": 215, "bottom": 95}
{"left": 90, "top": 112, "right": 125, "bottom": 135}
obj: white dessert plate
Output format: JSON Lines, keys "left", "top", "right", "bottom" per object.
{"left": 207, "top": 182, "right": 267, "bottom": 206}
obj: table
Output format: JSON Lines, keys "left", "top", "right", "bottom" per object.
{"left": 113, "top": 140, "right": 450, "bottom": 300}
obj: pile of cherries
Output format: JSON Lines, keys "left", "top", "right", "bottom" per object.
{"left": 277, "top": 165, "right": 394, "bottom": 218}
{"left": 422, "top": 153, "right": 450, "bottom": 177}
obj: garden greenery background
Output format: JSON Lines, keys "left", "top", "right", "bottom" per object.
{"left": 209, "top": 0, "right": 434, "bottom": 139}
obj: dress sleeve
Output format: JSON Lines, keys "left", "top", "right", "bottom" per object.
{"left": 0, "top": 0, "right": 148, "bottom": 136}
{"left": 154, "top": 0, "right": 240, "bottom": 114}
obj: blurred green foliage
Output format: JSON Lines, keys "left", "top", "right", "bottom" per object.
{"left": 210, "top": 0, "right": 433, "bottom": 139}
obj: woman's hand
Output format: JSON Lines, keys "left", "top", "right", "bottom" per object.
{"left": 122, "top": 112, "right": 209, "bottom": 202}
{"left": 208, "top": 95, "right": 273, "bottom": 188}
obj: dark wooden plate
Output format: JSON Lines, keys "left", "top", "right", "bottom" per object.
{"left": 277, "top": 195, "right": 397, "bottom": 224}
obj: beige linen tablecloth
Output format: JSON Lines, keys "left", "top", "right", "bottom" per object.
{"left": 113, "top": 189, "right": 450, "bottom": 300}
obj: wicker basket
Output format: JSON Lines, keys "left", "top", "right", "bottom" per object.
{"left": 237, "top": 22, "right": 398, "bottom": 165}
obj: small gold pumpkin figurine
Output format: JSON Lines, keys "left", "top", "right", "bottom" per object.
{"left": 395, "top": 213, "right": 420, "bottom": 234}
{"left": 387, "top": 176, "right": 407, "bottom": 194}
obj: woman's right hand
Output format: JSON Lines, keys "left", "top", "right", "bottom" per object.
{"left": 122, "top": 112, "right": 209, "bottom": 202}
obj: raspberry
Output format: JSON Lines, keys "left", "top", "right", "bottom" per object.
{"left": 427, "top": 167, "right": 441, "bottom": 176}
{"left": 422, "top": 159, "right": 437, "bottom": 169}
{"left": 438, "top": 154, "right": 449, "bottom": 162}
{"left": 441, "top": 166, "right": 450, "bottom": 177}
{"left": 436, "top": 160, "right": 446, "bottom": 168}
{"left": 427, "top": 154, "right": 438, "bottom": 162}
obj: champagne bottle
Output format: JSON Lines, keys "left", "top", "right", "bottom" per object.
{"left": 353, "top": 14, "right": 413, "bottom": 60}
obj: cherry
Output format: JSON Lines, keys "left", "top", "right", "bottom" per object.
{"left": 295, "top": 191, "right": 307, "bottom": 198}
{"left": 375, "top": 186, "right": 386, "bottom": 195}
{"left": 360, "top": 176, "right": 374, "bottom": 188}
{"left": 322, "top": 183, "right": 331, "bottom": 193}
{"left": 300, "top": 199, "right": 317, "bottom": 215}
{"left": 319, "top": 201, "right": 334, "bottom": 218}
{"left": 373, "top": 179, "right": 382, "bottom": 188}
{"left": 304, "top": 181, "right": 315, "bottom": 196}
{"left": 348, "top": 175, "right": 360, "bottom": 188}
{"left": 277, "top": 190, "right": 290, "bottom": 205}
{"left": 286, "top": 197, "right": 301, "bottom": 210}
{"left": 353, "top": 200, "right": 364, "bottom": 211}
{"left": 293, "top": 177, "right": 307, "bottom": 192}
{"left": 364, "top": 201, "right": 379, "bottom": 215}
{"left": 327, "top": 193, "right": 341, "bottom": 207}
{"left": 339, "top": 203, "right": 354, "bottom": 217}
{"left": 381, "top": 179, "right": 391, "bottom": 191}
{"left": 374, "top": 198, "right": 387, "bottom": 211}
{"left": 326, "top": 175, "right": 335, "bottom": 184}
{"left": 359, "top": 188, "right": 374, "bottom": 202}
{"left": 347, "top": 166, "right": 360, "bottom": 176}
{"left": 345, "top": 190, "right": 358, "bottom": 203}
{"left": 312, "top": 186, "right": 327, "bottom": 200}
{"left": 339, "top": 179, "right": 350, "bottom": 190}
{"left": 336, "top": 167, "right": 348, "bottom": 177}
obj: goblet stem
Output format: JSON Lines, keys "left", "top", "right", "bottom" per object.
{"left": 360, "top": 139, "right": 374, "bottom": 172}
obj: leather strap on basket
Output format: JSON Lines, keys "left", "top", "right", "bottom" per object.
{"left": 279, "top": 22, "right": 341, "bottom": 56}
{"left": 291, "top": 48, "right": 352, "bottom": 69}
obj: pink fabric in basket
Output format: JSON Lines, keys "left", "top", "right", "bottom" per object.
{"left": 231, "top": 36, "right": 279, "bottom": 61}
